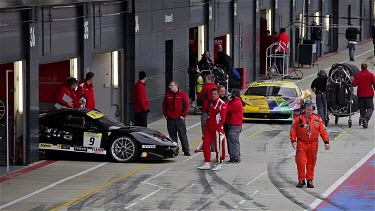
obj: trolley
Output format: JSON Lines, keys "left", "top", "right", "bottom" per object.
{"left": 325, "top": 63, "right": 359, "bottom": 128}
{"left": 194, "top": 66, "right": 229, "bottom": 114}
{"left": 265, "top": 42, "right": 289, "bottom": 79}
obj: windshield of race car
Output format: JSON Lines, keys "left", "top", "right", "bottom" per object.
{"left": 244, "top": 86, "right": 297, "bottom": 97}
{"left": 95, "top": 115, "right": 125, "bottom": 128}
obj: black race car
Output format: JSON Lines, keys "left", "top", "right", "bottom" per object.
{"left": 39, "top": 109, "right": 179, "bottom": 162}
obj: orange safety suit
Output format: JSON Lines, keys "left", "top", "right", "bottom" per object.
{"left": 290, "top": 113, "right": 329, "bottom": 181}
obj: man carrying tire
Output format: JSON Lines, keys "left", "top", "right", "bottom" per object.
{"left": 351, "top": 63, "right": 375, "bottom": 128}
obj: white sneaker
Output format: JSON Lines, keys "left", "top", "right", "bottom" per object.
{"left": 211, "top": 163, "right": 222, "bottom": 171}
{"left": 197, "top": 162, "right": 211, "bottom": 170}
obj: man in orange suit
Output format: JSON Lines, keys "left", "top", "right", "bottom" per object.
{"left": 290, "top": 100, "right": 330, "bottom": 188}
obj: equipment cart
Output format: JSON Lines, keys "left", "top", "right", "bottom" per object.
{"left": 326, "top": 63, "right": 359, "bottom": 128}
{"left": 194, "top": 66, "right": 229, "bottom": 114}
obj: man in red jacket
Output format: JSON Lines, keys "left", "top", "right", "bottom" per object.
{"left": 197, "top": 74, "right": 218, "bottom": 136}
{"left": 198, "top": 88, "right": 227, "bottom": 171}
{"left": 275, "top": 28, "right": 289, "bottom": 74}
{"left": 351, "top": 63, "right": 375, "bottom": 128}
{"left": 133, "top": 71, "right": 150, "bottom": 127}
{"left": 162, "top": 81, "right": 190, "bottom": 156}
{"left": 226, "top": 89, "right": 243, "bottom": 164}
{"left": 77, "top": 72, "right": 95, "bottom": 110}
{"left": 56, "top": 77, "right": 82, "bottom": 109}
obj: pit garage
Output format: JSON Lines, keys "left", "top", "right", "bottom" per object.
{"left": 39, "top": 60, "right": 73, "bottom": 111}
{"left": 0, "top": 61, "right": 24, "bottom": 166}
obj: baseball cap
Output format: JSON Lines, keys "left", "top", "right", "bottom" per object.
{"left": 304, "top": 100, "right": 314, "bottom": 107}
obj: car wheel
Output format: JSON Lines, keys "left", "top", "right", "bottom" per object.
{"left": 109, "top": 136, "right": 139, "bottom": 163}
{"left": 0, "top": 97, "right": 5, "bottom": 123}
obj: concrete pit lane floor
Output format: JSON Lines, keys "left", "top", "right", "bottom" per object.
{"left": 0, "top": 40, "right": 374, "bottom": 211}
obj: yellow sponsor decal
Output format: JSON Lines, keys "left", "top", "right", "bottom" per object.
{"left": 86, "top": 110, "right": 104, "bottom": 119}
{"left": 39, "top": 143, "right": 53, "bottom": 148}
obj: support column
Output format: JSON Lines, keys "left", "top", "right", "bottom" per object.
{"left": 25, "top": 7, "right": 40, "bottom": 165}
{"left": 124, "top": 0, "right": 135, "bottom": 124}
{"left": 79, "top": 3, "right": 93, "bottom": 76}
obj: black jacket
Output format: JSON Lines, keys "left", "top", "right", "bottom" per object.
{"left": 198, "top": 57, "right": 213, "bottom": 71}
{"left": 345, "top": 27, "right": 360, "bottom": 42}
{"left": 215, "top": 52, "right": 233, "bottom": 77}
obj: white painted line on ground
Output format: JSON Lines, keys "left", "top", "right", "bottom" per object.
{"left": 0, "top": 162, "right": 107, "bottom": 210}
{"left": 140, "top": 188, "right": 162, "bottom": 201}
{"left": 295, "top": 49, "right": 373, "bottom": 84}
{"left": 249, "top": 190, "right": 259, "bottom": 198}
{"left": 246, "top": 172, "right": 267, "bottom": 186}
{"left": 258, "top": 193, "right": 277, "bottom": 196}
{"left": 141, "top": 181, "right": 162, "bottom": 188}
{"left": 142, "top": 168, "right": 170, "bottom": 183}
{"left": 234, "top": 199, "right": 247, "bottom": 208}
{"left": 124, "top": 202, "right": 137, "bottom": 209}
{"left": 309, "top": 148, "right": 375, "bottom": 210}
{"left": 187, "top": 122, "right": 201, "bottom": 130}
{"left": 183, "top": 151, "right": 201, "bottom": 162}
{"left": 285, "top": 152, "right": 296, "bottom": 159}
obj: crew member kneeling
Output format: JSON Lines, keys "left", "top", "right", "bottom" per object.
{"left": 198, "top": 88, "right": 227, "bottom": 171}
{"left": 290, "top": 100, "right": 330, "bottom": 188}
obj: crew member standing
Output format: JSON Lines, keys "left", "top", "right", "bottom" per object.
{"left": 133, "top": 71, "right": 150, "bottom": 127}
{"left": 226, "top": 89, "right": 243, "bottom": 163}
{"left": 77, "top": 72, "right": 96, "bottom": 110}
{"left": 197, "top": 88, "right": 227, "bottom": 171}
{"left": 290, "top": 100, "right": 330, "bottom": 188}
{"left": 197, "top": 74, "right": 218, "bottom": 136}
{"left": 56, "top": 77, "right": 82, "bottom": 108}
{"left": 351, "top": 63, "right": 375, "bottom": 128}
{"left": 311, "top": 70, "right": 328, "bottom": 123}
{"left": 275, "top": 28, "right": 289, "bottom": 74}
{"left": 218, "top": 85, "right": 228, "bottom": 102}
{"left": 162, "top": 81, "right": 191, "bottom": 156}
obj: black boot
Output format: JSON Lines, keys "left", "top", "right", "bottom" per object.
{"left": 307, "top": 180, "right": 314, "bottom": 188}
{"left": 296, "top": 180, "right": 306, "bottom": 188}
{"left": 362, "top": 118, "right": 368, "bottom": 129}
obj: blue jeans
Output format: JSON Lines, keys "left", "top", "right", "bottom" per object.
{"left": 316, "top": 93, "right": 327, "bottom": 121}
{"left": 348, "top": 43, "right": 356, "bottom": 61}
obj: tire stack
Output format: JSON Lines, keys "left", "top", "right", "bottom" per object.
{"left": 327, "top": 63, "right": 359, "bottom": 114}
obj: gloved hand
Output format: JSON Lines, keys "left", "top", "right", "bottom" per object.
{"left": 216, "top": 126, "right": 225, "bottom": 134}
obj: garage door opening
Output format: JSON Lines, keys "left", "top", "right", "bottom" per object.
{"left": 189, "top": 25, "right": 205, "bottom": 102}
{"left": 39, "top": 60, "right": 78, "bottom": 111}
{"left": 91, "top": 51, "right": 122, "bottom": 120}
{"left": 0, "top": 61, "right": 25, "bottom": 169}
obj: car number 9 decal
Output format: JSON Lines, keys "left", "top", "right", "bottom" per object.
{"left": 83, "top": 132, "right": 102, "bottom": 148}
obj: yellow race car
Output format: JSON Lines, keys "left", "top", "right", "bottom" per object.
{"left": 241, "top": 80, "right": 312, "bottom": 121}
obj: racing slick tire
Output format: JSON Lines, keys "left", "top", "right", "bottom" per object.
{"left": 329, "top": 63, "right": 358, "bottom": 77}
{"left": 347, "top": 64, "right": 360, "bottom": 75}
{"left": 0, "top": 97, "right": 5, "bottom": 123}
{"left": 108, "top": 136, "right": 139, "bottom": 163}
